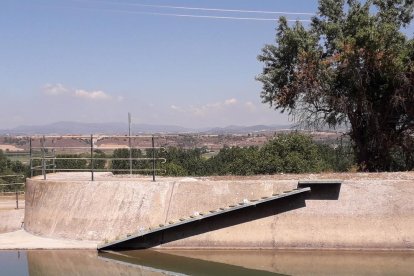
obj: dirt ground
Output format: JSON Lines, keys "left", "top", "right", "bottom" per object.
{"left": 0, "top": 196, "right": 97, "bottom": 249}
{"left": 0, "top": 144, "right": 24, "bottom": 151}
{"left": 0, "top": 196, "right": 25, "bottom": 210}
{"left": 206, "top": 171, "right": 414, "bottom": 181}
{"left": 0, "top": 197, "right": 24, "bottom": 234}
{"left": 29, "top": 171, "right": 414, "bottom": 182}
{"left": 0, "top": 230, "right": 98, "bottom": 250}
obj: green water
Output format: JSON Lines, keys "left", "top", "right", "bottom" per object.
{"left": 1, "top": 249, "right": 414, "bottom": 275}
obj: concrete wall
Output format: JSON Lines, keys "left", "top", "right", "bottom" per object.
{"left": 24, "top": 173, "right": 414, "bottom": 250}
{"left": 0, "top": 209, "right": 24, "bottom": 233}
{"left": 0, "top": 197, "right": 24, "bottom": 233}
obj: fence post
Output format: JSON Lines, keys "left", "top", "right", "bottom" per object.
{"left": 90, "top": 134, "right": 94, "bottom": 181}
{"left": 29, "top": 137, "right": 33, "bottom": 178}
{"left": 42, "top": 136, "right": 46, "bottom": 180}
{"left": 128, "top": 113, "right": 132, "bottom": 176}
{"left": 52, "top": 149, "right": 56, "bottom": 174}
{"left": 129, "top": 137, "right": 132, "bottom": 176}
{"left": 52, "top": 138, "right": 56, "bottom": 174}
{"left": 15, "top": 184, "right": 18, "bottom": 210}
{"left": 152, "top": 136, "right": 155, "bottom": 182}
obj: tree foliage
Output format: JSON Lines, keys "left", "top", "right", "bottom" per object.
{"left": 258, "top": 133, "right": 330, "bottom": 173}
{"left": 257, "top": 0, "right": 414, "bottom": 171}
{"left": 0, "top": 150, "right": 28, "bottom": 176}
{"left": 162, "top": 147, "right": 208, "bottom": 176}
{"left": 211, "top": 133, "right": 347, "bottom": 175}
{"left": 0, "top": 133, "right": 355, "bottom": 178}
{"left": 0, "top": 150, "right": 28, "bottom": 192}
{"left": 111, "top": 149, "right": 144, "bottom": 173}
{"left": 55, "top": 154, "right": 88, "bottom": 171}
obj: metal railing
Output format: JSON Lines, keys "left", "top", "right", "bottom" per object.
{"left": 29, "top": 135, "right": 166, "bottom": 181}
{"left": 0, "top": 175, "right": 25, "bottom": 209}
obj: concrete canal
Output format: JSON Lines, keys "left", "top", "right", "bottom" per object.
{"left": 1, "top": 249, "right": 414, "bottom": 275}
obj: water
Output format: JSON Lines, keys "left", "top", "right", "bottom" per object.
{"left": 0, "top": 249, "right": 413, "bottom": 276}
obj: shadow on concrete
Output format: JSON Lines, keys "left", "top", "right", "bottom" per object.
{"left": 106, "top": 193, "right": 308, "bottom": 250}
{"left": 297, "top": 183, "right": 342, "bottom": 200}
{"left": 99, "top": 250, "right": 288, "bottom": 276}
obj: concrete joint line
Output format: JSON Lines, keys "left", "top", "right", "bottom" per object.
{"left": 164, "top": 182, "right": 176, "bottom": 224}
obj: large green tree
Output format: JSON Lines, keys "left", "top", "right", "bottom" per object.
{"left": 257, "top": 0, "right": 414, "bottom": 171}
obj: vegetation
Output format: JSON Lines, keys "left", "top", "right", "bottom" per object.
{"left": 257, "top": 0, "right": 414, "bottom": 171}
{"left": 54, "top": 154, "right": 88, "bottom": 171}
{"left": 53, "top": 151, "right": 108, "bottom": 171}
{"left": 112, "top": 148, "right": 145, "bottom": 173}
{"left": 0, "top": 150, "right": 28, "bottom": 192}
{"left": 0, "top": 150, "right": 28, "bottom": 177}
{"left": 1, "top": 133, "right": 355, "bottom": 179}
{"left": 159, "top": 133, "right": 354, "bottom": 176}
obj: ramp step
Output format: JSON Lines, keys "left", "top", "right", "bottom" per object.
{"left": 98, "top": 186, "right": 311, "bottom": 250}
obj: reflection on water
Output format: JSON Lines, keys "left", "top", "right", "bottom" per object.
{"left": 154, "top": 250, "right": 414, "bottom": 276}
{"left": 0, "top": 251, "right": 29, "bottom": 276}
{"left": 99, "top": 250, "right": 280, "bottom": 276}
{"left": 0, "top": 249, "right": 413, "bottom": 275}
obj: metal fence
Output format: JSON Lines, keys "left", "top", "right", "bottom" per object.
{"left": 29, "top": 135, "right": 166, "bottom": 181}
{"left": 0, "top": 174, "right": 25, "bottom": 209}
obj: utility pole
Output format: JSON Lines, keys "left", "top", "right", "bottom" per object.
{"left": 128, "top": 112, "right": 132, "bottom": 175}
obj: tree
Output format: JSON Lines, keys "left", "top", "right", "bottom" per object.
{"left": 258, "top": 133, "right": 331, "bottom": 173}
{"left": 0, "top": 150, "right": 29, "bottom": 192}
{"left": 257, "top": 0, "right": 414, "bottom": 171}
{"left": 163, "top": 163, "right": 187, "bottom": 176}
{"left": 163, "top": 147, "right": 207, "bottom": 176}
{"left": 111, "top": 149, "right": 144, "bottom": 174}
{"left": 206, "top": 146, "right": 260, "bottom": 175}
{"left": 55, "top": 154, "right": 88, "bottom": 171}
{"left": 202, "top": 133, "right": 335, "bottom": 175}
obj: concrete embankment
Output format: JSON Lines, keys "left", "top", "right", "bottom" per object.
{"left": 0, "top": 197, "right": 24, "bottom": 234}
{"left": 24, "top": 172, "right": 414, "bottom": 250}
{"left": 0, "top": 230, "right": 97, "bottom": 250}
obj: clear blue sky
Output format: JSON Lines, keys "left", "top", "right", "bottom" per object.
{"left": 0, "top": 1, "right": 412, "bottom": 129}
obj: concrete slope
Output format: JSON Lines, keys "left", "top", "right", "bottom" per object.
{"left": 0, "top": 198, "right": 24, "bottom": 234}
{"left": 98, "top": 187, "right": 311, "bottom": 250}
{"left": 24, "top": 173, "right": 414, "bottom": 250}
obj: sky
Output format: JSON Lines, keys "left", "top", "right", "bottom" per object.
{"left": 0, "top": 0, "right": 412, "bottom": 129}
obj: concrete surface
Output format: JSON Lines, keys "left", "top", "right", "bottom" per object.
{"left": 0, "top": 197, "right": 24, "bottom": 234}
{"left": 98, "top": 187, "right": 311, "bottom": 250}
{"left": 0, "top": 197, "right": 25, "bottom": 210}
{"left": 0, "top": 230, "right": 97, "bottom": 249}
{"left": 24, "top": 172, "right": 414, "bottom": 250}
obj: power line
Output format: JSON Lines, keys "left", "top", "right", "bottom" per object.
{"left": 65, "top": 5, "right": 313, "bottom": 22}
{"left": 102, "top": 9, "right": 312, "bottom": 21}
{"left": 76, "top": 0, "right": 315, "bottom": 16}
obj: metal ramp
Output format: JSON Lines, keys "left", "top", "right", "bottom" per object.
{"left": 98, "top": 186, "right": 311, "bottom": 251}
{"left": 298, "top": 180, "right": 343, "bottom": 185}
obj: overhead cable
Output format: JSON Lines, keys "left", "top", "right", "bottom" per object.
{"left": 78, "top": 0, "right": 315, "bottom": 16}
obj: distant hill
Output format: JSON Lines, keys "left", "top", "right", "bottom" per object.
{"left": 0, "top": 121, "right": 191, "bottom": 135}
{"left": 0, "top": 121, "right": 292, "bottom": 135}
{"left": 203, "top": 124, "right": 292, "bottom": 134}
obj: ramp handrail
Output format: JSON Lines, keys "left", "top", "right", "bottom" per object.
{"left": 29, "top": 135, "right": 166, "bottom": 181}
